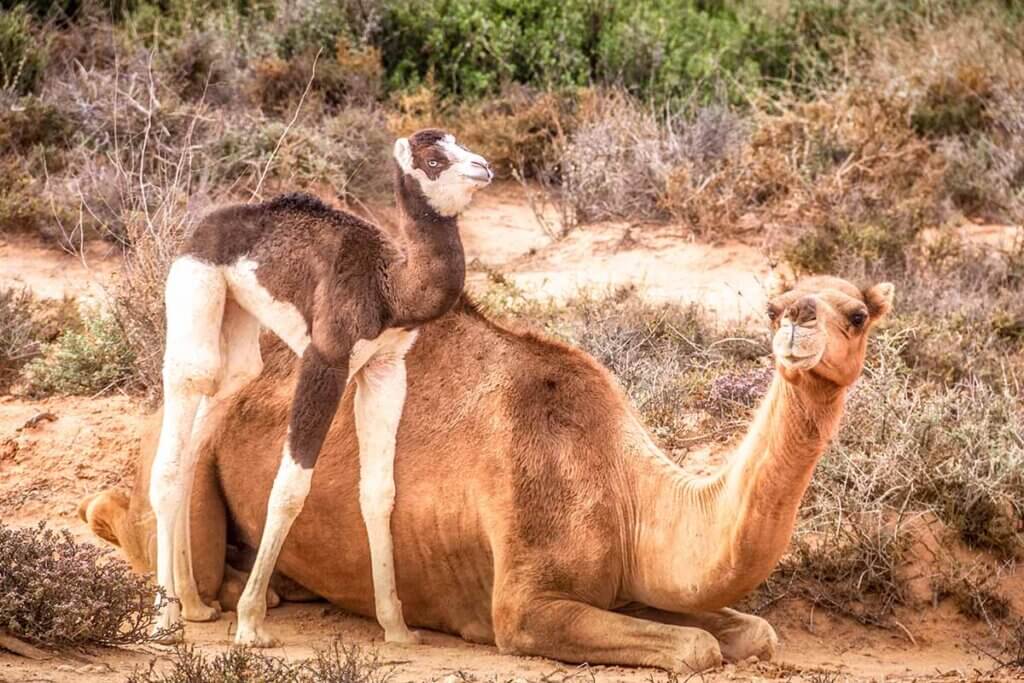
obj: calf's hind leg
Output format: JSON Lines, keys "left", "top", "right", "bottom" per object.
{"left": 173, "top": 300, "right": 263, "bottom": 622}
{"left": 149, "top": 257, "right": 226, "bottom": 638}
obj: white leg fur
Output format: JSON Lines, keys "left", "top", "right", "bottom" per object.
{"left": 354, "top": 355, "right": 419, "bottom": 644}
{"left": 235, "top": 434, "right": 312, "bottom": 648}
{"left": 172, "top": 300, "right": 263, "bottom": 623}
{"left": 150, "top": 257, "right": 226, "bottom": 639}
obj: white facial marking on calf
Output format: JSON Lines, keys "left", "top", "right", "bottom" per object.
{"left": 394, "top": 134, "right": 491, "bottom": 217}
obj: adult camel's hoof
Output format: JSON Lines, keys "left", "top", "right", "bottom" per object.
{"left": 673, "top": 630, "right": 723, "bottom": 673}
{"left": 719, "top": 614, "right": 778, "bottom": 663}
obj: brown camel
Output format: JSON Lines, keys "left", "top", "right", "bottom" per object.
{"left": 81, "top": 273, "right": 893, "bottom": 672}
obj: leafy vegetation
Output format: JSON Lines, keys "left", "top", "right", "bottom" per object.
{"left": 0, "top": 522, "right": 176, "bottom": 647}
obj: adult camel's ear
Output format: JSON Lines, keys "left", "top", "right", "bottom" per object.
{"left": 393, "top": 137, "right": 413, "bottom": 173}
{"left": 865, "top": 282, "right": 895, "bottom": 320}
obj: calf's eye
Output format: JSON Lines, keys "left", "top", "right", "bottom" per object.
{"left": 849, "top": 311, "right": 867, "bottom": 327}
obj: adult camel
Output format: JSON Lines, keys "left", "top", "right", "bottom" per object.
{"left": 81, "top": 274, "right": 894, "bottom": 672}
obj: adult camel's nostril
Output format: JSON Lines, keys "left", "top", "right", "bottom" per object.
{"left": 786, "top": 296, "right": 818, "bottom": 326}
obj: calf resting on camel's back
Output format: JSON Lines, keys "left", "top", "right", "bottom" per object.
{"left": 147, "top": 127, "right": 492, "bottom": 647}
{"left": 82, "top": 273, "right": 894, "bottom": 673}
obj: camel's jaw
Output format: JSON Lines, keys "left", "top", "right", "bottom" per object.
{"left": 772, "top": 322, "right": 826, "bottom": 372}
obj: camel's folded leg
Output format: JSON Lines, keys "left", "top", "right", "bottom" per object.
{"left": 493, "top": 597, "right": 722, "bottom": 673}
{"left": 624, "top": 606, "right": 778, "bottom": 663}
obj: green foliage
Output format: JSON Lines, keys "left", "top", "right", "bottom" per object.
{"left": 380, "top": 0, "right": 597, "bottom": 100}
{"left": 24, "top": 308, "right": 137, "bottom": 396}
{"left": 0, "top": 6, "right": 48, "bottom": 95}
{"left": 0, "top": 521, "right": 175, "bottom": 646}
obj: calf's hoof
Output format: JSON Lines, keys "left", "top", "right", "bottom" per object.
{"left": 235, "top": 625, "right": 281, "bottom": 649}
{"left": 384, "top": 627, "right": 422, "bottom": 645}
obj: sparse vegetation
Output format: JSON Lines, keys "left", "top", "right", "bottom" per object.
{"left": 23, "top": 307, "right": 136, "bottom": 396}
{"left": 127, "top": 641, "right": 393, "bottom": 683}
{"left": 0, "top": 286, "right": 43, "bottom": 391}
{"left": 0, "top": 522, "right": 176, "bottom": 647}
{"left": 2, "top": 0, "right": 1024, "bottom": 660}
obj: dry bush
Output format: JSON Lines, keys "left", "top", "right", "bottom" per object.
{"left": 559, "top": 90, "right": 687, "bottom": 225}
{"left": 766, "top": 514, "right": 910, "bottom": 627}
{"left": 212, "top": 106, "right": 393, "bottom": 202}
{"left": 390, "top": 84, "right": 574, "bottom": 180}
{"left": 127, "top": 640, "right": 393, "bottom": 683}
{"left": 0, "top": 522, "right": 176, "bottom": 647}
{"left": 0, "top": 287, "right": 43, "bottom": 391}
{"left": 933, "top": 560, "right": 1012, "bottom": 625}
{"left": 664, "top": 87, "right": 945, "bottom": 252}
{"left": 0, "top": 6, "right": 48, "bottom": 95}
{"left": 162, "top": 30, "right": 237, "bottom": 105}
{"left": 250, "top": 36, "right": 382, "bottom": 116}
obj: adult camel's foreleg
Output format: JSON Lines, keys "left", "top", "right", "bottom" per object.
{"left": 354, "top": 355, "right": 418, "bottom": 644}
{"left": 493, "top": 594, "right": 723, "bottom": 673}
{"left": 623, "top": 606, "right": 778, "bottom": 663}
{"left": 234, "top": 346, "right": 347, "bottom": 648}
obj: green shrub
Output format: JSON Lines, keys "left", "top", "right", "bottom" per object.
{"left": 24, "top": 308, "right": 137, "bottom": 395}
{"left": 0, "top": 522, "right": 176, "bottom": 647}
{"left": 0, "top": 6, "right": 48, "bottom": 95}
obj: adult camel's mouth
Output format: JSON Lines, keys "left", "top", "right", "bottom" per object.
{"left": 773, "top": 323, "right": 825, "bottom": 370}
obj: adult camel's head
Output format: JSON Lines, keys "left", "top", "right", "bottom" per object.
{"left": 766, "top": 274, "right": 894, "bottom": 387}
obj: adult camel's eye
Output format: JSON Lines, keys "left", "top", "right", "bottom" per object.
{"left": 849, "top": 311, "right": 868, "bottom": 327}
{"left": 428, "top": 160, "right": 439, "bottom": 168}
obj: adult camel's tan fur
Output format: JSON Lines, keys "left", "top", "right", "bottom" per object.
{"left": 81, "top": 274, "right": 893, "bottom": 672}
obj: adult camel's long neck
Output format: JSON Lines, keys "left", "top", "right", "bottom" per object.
{"left": 387, "top": 170, "right": 466, "bottom": 327}
{"left": 625, "top": 372, "right": 846, "bottom": 611}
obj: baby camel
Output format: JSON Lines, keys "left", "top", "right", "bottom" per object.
{"left": 150, "top": 129, "right": 492, "bottom": 647}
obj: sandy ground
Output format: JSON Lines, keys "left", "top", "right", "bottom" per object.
{"left": 0, "top": 185, "right": 1017, "bottom": 681}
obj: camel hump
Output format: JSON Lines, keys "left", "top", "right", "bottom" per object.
{"left": 78, "top": 489, "right": 130, "bottom": 547}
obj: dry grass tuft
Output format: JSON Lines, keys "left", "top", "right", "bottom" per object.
{"left": 0, "top": 287, "right": 44, "bottom": 392}
{"left": 127, "top": 640, "right": 393, "bottom": 683}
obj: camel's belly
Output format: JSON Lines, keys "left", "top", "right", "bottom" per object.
{"left": 220, "top": 400, "right": 498, "bottom": 640}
